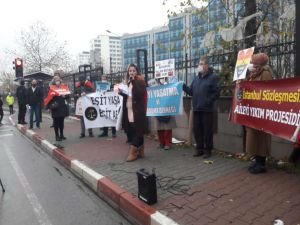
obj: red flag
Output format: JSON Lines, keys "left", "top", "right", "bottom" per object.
{"left": 44, "top": 84, "right": 70, "bottom": 106}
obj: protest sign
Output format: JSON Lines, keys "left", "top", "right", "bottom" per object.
{"left": 44, "top": 84, "right": 71, "bottom": 106}
{"left": 146, "top": 82, "right": 183, "bottom": 116}
{"left": 229, "top": 77, "right": 300, "bottom": 142}
{"left": 155, "top": 59, "right": 175, "bottom": 79}
{"left": 96, "top": 81, "right": 111, "bottom": 92}
{"left": 75, "top": 97, "right": 84, "bottom": 116}
{"left": 81, "top": 92, "right": 123, "bottom": 129}
{"left": 233, "top": 47, "right": 254, "bottom": 81}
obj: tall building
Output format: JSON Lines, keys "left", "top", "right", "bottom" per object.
{"left": 90, "top": 34, "right": 122, "bottom": 73}
{"left": 77, "top": 51, "right": 91, "bottom": 66}
{"left": 154, "top": 26, "right": 170, "bottom": 61}
{"left": 121, "top": 0, "right": 287, "bottom": 69}
{"left": 122, "top": 31, "right": 151, "bottom": 70}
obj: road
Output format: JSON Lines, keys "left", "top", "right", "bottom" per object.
{"left": 0, "top": 114, "right": 131, "bottom": 225}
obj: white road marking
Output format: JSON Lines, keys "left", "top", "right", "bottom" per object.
{"left": 0, "top": 134, "right": 13, "bottom": 138}
{"left": 0, "top": 129, "right": 13, "bottom": 132}
{"left": 4, "top": 144, "right": 53, "bottom": 225}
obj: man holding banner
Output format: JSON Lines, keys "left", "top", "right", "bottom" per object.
{"left": 183, "top": 56, "right": 219, "bottom": 159}
{"left": 75, "top": 76, "right": 95, "bottom": 138}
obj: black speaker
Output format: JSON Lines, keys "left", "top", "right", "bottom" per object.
{"left": 136, "top": 168, "right": 157, "bottom": 205}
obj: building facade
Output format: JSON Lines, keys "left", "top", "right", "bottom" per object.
{"left": 77, "top": 51, "right": 91, "bottom": 67}
{"left": 90, "top": 35, "right": 122, "bottom": 73}
{"left": 120, "top": 0, "right": 287, "bottom": 70}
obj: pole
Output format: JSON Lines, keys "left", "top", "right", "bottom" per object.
{"left": 110, "top": 57, "right": 112, "bottom": 74}
{"left": 296, "top": 1, "right": 300, "bottom": 76}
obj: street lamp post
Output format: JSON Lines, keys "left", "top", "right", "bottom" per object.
{"left": 296, "top": 2, "right": 300, "bottom": 76}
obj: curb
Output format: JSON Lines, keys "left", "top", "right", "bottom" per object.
{"left": 10, "top": 116, "right": 179, "bottom": 225}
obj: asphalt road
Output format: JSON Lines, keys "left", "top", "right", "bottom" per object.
{"left": 0, "top": 114, "right": 131, "bottom": 225}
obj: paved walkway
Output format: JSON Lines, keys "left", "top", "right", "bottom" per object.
{"left": 14, "top": 114, "right": 300, "bottom": 225}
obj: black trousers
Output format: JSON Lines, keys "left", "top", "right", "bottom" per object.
{"left": 53, "top": 117, "right": 65, "bottom": 137}
{"left": 128, "top": 122, "right": 144, "bottom": 148}
{"left": 193, "top": 111, "right": 214, "bottom": 151}
{"left": 0, "top": 110, "right": 3, "bottom": 123}
{"left": 18, "top": 103, "right": 27, "bottom": 123}
{"left": 9, "top": 105, "right": 13, "bottom": 115}
{"left": 101, "top": 127, "right": 116, "bottom": 135}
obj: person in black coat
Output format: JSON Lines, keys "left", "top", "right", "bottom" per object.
{"left": 0, "top": 96, "right": 3, "bottom": 124}
{"left": 27, "top": 79, "right": 43, "bottom": 129}
{"left": 47, "top": 80, "right": 69, "bottom": 141}
{"left": 16, "top": 79, "right": 27, "bottom": 124}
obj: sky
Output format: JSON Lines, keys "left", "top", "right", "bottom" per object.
{"left": 0, "top": 0, "right": 181, "bottom": 70}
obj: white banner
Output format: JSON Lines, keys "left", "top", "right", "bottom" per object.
{"left": 75, "top": 97, "right": 84, "bottom": 116}
{"left": 81, "top": 92, "right": 123, "bottom": 130}
{"left": 155, "top": 58, "right": 175, "bottom": 79}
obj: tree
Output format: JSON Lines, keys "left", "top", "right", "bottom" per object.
{"left": 16, "top": 21, "right": 72, "bottom": 74}
{"left": 0, "top": 71, "right": 16, "bottom": 95}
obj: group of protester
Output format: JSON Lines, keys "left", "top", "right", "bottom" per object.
{"left": 5, "top": 52, "right": 282, "bottom": 174}
{"left": 0, "top": 79, "right": 44, "bottom": 129}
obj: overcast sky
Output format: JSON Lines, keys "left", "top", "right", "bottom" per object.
{"left": 0, "top": 0, "right": 185, "bottom": 70}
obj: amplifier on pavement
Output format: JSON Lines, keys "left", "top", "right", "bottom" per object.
{"left": 136, "top": 168, "right": 157, "bottom": 205}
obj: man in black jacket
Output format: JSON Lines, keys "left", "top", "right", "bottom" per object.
{"left": 16, "top": 79, "right": 27, "bottom": 124}
{"left": 183, "top": 56, "right": 219, "bottom": 158}
{"left": 27, "top": 79, "right": 43, "bottom": 129}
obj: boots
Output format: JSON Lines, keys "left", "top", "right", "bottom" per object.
{"left": 193, "top": 149, "right": 204, "bottom": 157}
{"left": 249, "top": 156, "right": 267, "bottom": 174}
{"left": 126, "top": 145, "right": 139, "bottom": 162}
{"left": 203, "top": 149, "right": 212, "bottom": 159}
{"left": 139, "top": 145, "right": 145, "bottom": 158}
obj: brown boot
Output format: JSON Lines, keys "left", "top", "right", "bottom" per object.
{"left": 138, "top": 145, "right": 145, "bottom": 158}
{"left": 126, "top": 145, "right": 139, "bottom": 162}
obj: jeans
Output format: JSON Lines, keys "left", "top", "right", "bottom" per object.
{"left": 30, "top": 104, "right": 40, "bottom": 128}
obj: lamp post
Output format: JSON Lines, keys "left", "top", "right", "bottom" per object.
{"left": 296, "top": 2, "right": 300, "bottom": 76}
{"left": 106, "top": 30, "right": 122, "bottom": 73}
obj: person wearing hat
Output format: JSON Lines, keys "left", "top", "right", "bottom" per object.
{"left": 245, "top": 52, "right": 273, "bottom": 174}
{"left": 75, "top": 76, "right": 95, "bottom": 138}
{"left": 16, "top": 79, "right": 28, "bottom": 124}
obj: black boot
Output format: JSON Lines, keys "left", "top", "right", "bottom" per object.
{"left": 248, "top": 155, "right": 257, "bottom": 171}
{"left": 98, "top": 132, "right": 107, "bottom": 137}
{"left": 55, "top": 127, "right": 61, "bottom": 141}
{"left": 60, "top": 128, "right": 66, "bottom": 140}
{"left": 203, "top": 149, "right": 212, "bottom": 159}
{"left": 193, "top": 149, "right": 204, "bottom": 157}
{"left": 249, "top": 156, "right": 267, "bottom": 174}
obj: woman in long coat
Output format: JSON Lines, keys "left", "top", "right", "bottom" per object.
{"left": 246, "top": 53, "right": 273, "bottom": 174}
{"left": 46, "top": 79, "right": 69, "bottom": 142}
{"left": 120, "top": 64, "right": 148, "bottom": 162}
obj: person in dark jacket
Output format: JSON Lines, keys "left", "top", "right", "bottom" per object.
{"left": 27, "top": 79, "right": 43, "bottom": 129}
{"left": 16, "top": 79, "right": 27, "bottom": 124}
{"left": 47, "top": 79, "right": 69, "bottom": 141}
{"left": 0, "top": 96, "right": 3, "bottom": 124}
{"left": 75, "top": 76, "right": 95, "bottom": 138}
{"left": 183, "top": 56, "right": 219, "bottom": 158}
{"left": 119, "top": 64, "right": 148, "bottom": 162}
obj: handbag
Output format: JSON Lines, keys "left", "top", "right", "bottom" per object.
{"left": 157, "top": 116, "right": 171, "bottom": 123}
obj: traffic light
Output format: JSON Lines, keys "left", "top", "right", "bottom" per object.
{"left": 13, "top": 58, "right": 23, "bottom": 78}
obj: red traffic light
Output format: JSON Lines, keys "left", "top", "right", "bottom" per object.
{"left": 14, "top": 58, "right": 23, "bottom": 78}
{"left": 15, "top": 59, "right": 22, "bottom": 66}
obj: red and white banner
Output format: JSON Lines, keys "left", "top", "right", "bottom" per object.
{"left": 229, "top": 77, "right": 300, "bottom": 143}
{"left": 44, "top": 84, "right": 71, "bottom": 106}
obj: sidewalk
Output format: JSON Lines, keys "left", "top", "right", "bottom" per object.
{"left": 12, "top": 114, "right": 300, "bottom": 225}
